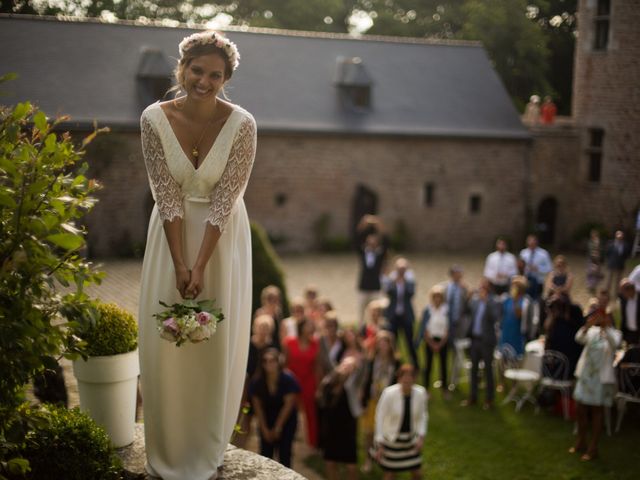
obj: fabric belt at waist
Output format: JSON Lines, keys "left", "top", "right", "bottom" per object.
{"left": 184, "top": 195, "right": 210, "bottom": 203}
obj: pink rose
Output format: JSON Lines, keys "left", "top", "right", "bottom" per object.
{"left": 196, "top": 311, "right": 211, "bottom": 325}
{"left": 163, "top": 317, "right": 179, "bottom": 333}
{"left": 215, "top": 39, "right": 224, "bottom": 48}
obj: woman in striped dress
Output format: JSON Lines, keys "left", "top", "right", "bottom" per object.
{"left": 373, "top": 364, "right": 428, "bottom": 479}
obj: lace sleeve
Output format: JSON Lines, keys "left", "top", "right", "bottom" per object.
{"left": 141, "top": 115, "right": 184, "bottom": 222}
{"left": 206, "top": 115, "right": 257, "bottom": 232}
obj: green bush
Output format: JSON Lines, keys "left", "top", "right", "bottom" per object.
{"left": 251, "top": 222, "right": 289, "bottom": 317}
{"left": 0, "top": 83, "right": 105, "bottom": 476}
{"left": 19, "top": 405, "right": 122, "bottom": 480}
{"left": 77, "top": 302, "right": 138, "bottom": 357}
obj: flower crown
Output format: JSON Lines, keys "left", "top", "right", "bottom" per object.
{"left": 178, "top": 31, "right": 240, "bottom": 71}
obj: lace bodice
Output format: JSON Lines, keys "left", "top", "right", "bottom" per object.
{"left": 140, "top": 102, "right": 257, "bottom": 232}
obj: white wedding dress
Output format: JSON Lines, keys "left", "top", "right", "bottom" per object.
{"left": 138, "top": 101, "right": 256, "bottom": 480}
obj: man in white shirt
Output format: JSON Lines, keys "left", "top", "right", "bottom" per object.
{"left": 483, "top": 238, "right": 518, "bottom": 295}
{"left": 519, "top": 234, "right": 552, "bottom": 300}
{"left": 628, "top": 264, "right": 640, "bottom": 292}
{"left": 619, "top": 278, "right": 639, "bottom": 345}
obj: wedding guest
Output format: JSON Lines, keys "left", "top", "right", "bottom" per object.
{"left": 280, "top": 297, "right": 304, "bottom": 342}
{"left": 605, "top": 230, "right": 630, "bottom": 293}
{"left": 629, "top": 264, "right": 640, "bottom": 291}
{"left": 522, "top": 94, "right": 541, "bottom": 125}
{"left": 444, "top": 265, "right": 470, "bottom": 341}
{"left": 317, "top": 356, "right": 364, "bottom": 480}
{"left": 237, "top": 314, "right": 277, "bottom": 448}
{"left": 356, "top": 215, "right": 389, "bottom": 327}
{"left": 519, "top": 234, "right": 552, "bottom": 300}
{"left": 247, "top": 315, "right": 276, "bottom": 382}
{"left": 618, "top": 278, "right": 639, "bottom": 345}
{"left": 361, "top": 331, "right": 399, "bottom": 474}
{"left": 373, "top": 364, "right": 428, "bottom": 480}
{"left": 249, "top": 348, "right": 300, "bottom": 468}
{"left": 586, "top": 229, "right": 603, "bottom": 294}
{"left": 545, "top": 255, "right": 574, "bottom": 298}
{"left": 462, "top": 283, "right": 500, "bottom": 409}
{"left": 303, "top": 285, "right": 322, "bottom": 323}
{"left": 571, "top": 302, "right": 621, "bottom": 461}
{"left": 318, "top": 311, "right": 345, "bottom": 376}
{"left": 540, "top": 96, "right": 557, "bottom": 124}
{"left": 484, "top": 237, "right": 518, "bottom": 295}
{"left": 384, "top": 258, "right": 419, "bottom": 368}
{"left": 499, "top": 276, "right": 533, "bottom": 357}
{"left": 543, "top": 294, "right": 585, "bottom": 374}
{"left": 416, "top": 286, "right": 449, "bottom": 394}
{"left": 360, "top": 298, "right": 389, "bottom": 356}
{"left": 283, "top": 317, "right": 320, "bottom": 447}
{"left": 254, "top": 285, "right": 284, "bottom": 349}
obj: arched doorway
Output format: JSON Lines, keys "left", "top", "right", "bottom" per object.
{"left": 536, "top": 196, "right": 558, "bottom": 246}
{"left": 351, "top": 184, "right": 378, "bottom": 246}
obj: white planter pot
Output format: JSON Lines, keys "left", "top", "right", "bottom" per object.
{"left": 73, "top": 349, "right": 140, "bottom": 448}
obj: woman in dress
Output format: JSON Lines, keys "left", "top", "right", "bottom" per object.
{"left": 499, "top": 276, "right": 530, "bottom": 357}
{"left": 570, "top": 300, "right": 621, "bottom": 461}
{"left": 249, "top": 348, "right": 300, "bottom": 468}
{"left": 138, "top": 31, "right": 256, "bottom": 480}
{"left": 361, "top": 331, "right": 399, "bottom": 473}
{"left": 374, "top": 364, "right": 428, "bottom": 480}
{"left": 316, "top": 356, "right": 364, "bottom": 480}
{"left": 283, "top": 316, "right": 320, "bottom": 447}
{"left": 544, "top": 255, "right": 574, "bottom": 298}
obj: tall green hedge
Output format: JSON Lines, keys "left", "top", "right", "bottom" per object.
{"left": 251, "top": 222, "right": 289, "bottom": 318}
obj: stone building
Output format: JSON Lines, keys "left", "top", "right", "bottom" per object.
{"left": 0, "top": 7, "right": 637, "bottom": 256}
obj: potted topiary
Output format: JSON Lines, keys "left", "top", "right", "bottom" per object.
{"left": 72, "top": 301, "right": 139, "bottom": 448}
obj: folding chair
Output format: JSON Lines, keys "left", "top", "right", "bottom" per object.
{"left": 615, "top": 362, "right": 640, "bottom": 433}
{"left": 502, "top": 345, "right": 541, "bottom": 412}
{"left": 538, "top": 350, "right": 574, "bottom": 420}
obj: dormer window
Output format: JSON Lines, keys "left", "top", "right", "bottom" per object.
{"left": 137, "top": 48, "right": 173, "bottom": 106}
{"left": 335, "top": 56, "right": 372, "bottom": 111}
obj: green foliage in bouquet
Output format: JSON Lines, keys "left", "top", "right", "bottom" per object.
{"left": 76, "top": 302, "right": 138, "bottom": 357}
{"left": 0, "top": 77, "right": 105, "bottom": 477}
{"left": 17, "top": 404, "right": 122, "bottom": 480}
{"left": 250, "top": 221, "right": 290, "bottom": 317}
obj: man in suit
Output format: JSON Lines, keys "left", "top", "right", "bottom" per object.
{"left": 384, "top": 257, "right": 419, "bottom": 368}
{"left": 462, "top": 283, "right": 500, "bottom": 409}
{"left": 606, "top": 230, "right": 630, "bottom": 293}
{"left": 618, "top": 278, "right": 639, "bottom": 345}
{"left": 356, "top": 227, "right": 388, "bottom": 328}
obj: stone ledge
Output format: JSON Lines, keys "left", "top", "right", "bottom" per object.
{"left": 118, "top": 424, "right": 307, "bottom": 480}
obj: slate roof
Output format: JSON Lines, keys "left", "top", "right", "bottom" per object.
{"left": 0, "top": 15, "right": 529, "bottom": 139}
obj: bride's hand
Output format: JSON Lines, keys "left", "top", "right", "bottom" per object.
{"left": 185, "top": 265, "right": 205, "bottom": 299}
{"left": 175, "top": 265, "right": 191, "bottom": 299}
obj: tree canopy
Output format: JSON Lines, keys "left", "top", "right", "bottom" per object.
{"left": 2, "top": 0, "right": 576, "bottom": 113}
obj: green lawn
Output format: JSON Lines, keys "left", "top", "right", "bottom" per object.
{"left": 306, "top": 353, "right": 640, "bottom": 479}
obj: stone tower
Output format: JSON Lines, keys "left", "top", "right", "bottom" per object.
{"left": 571, "top": 0, "right": 640, "bottom": 232}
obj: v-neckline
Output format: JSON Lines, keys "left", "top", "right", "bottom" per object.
{"left": 157, "top": 103, "right": 237, "bottom": 172}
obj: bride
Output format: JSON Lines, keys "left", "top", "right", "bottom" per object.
{"left": 138, "top": 31, "right": 256, "bottom": 480}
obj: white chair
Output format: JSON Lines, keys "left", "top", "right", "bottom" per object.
{"left": 502, "top": 345, "right": 541, "bottom": 412}
{"left": 538, "top": 350, "right": 574, "bottom": 420}
{"left": 449, "top": 337, "right": 471, "bottom": 389}
{"left": 615, "top": 362, "right": 640, "bottom": 433}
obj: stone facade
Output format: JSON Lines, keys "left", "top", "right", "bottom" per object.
{"left": 83, "top": 131, "right": 530, "bottom": 256}
{"left": 569, "top": 0, "right": 640, "bottom": 234}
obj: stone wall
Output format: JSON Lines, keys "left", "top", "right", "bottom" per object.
{"left": 245, "top": 133, "right": 529, "bottom": 252}
{"left": 570, "top": 0, "right": 640, "bottom": 235}
{"left": 84, "top": 131, "right": 531, "bottom": 256}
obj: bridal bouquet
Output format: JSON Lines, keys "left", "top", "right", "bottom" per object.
{"left": 154, "top": 299, "right": 224, "bottom": 347}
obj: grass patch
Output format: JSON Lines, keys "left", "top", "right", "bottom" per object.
{"left": 305, "top": 353, "right": 640, "bottom": 479}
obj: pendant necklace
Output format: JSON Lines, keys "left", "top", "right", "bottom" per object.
{"left": 191, "top": 121, "right": 210, "bottom": 166}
